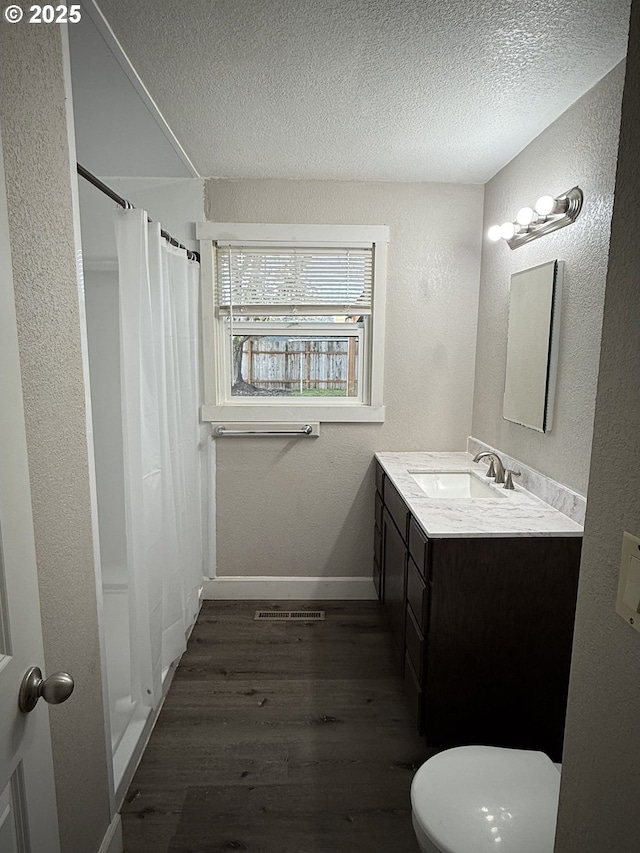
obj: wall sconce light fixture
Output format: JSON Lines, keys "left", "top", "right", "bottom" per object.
{"left": 487, "top": 187, "right": 583, "bottom": 249}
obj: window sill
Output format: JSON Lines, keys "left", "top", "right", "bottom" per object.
{"left": 200, "top": 403, "right": 385, "bottom": 424}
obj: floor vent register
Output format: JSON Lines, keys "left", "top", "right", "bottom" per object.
{"left": 254, "top": 610, "right": 325, "bottom": 621}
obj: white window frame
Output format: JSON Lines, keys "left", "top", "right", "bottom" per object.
{"left": 196, "top": 222, "right": 388, "bottom": 423}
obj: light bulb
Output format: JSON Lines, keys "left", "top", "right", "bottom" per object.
{"left": 487, "top": 225, "right": 503, "bottom": 242}
{"left": 535, "top": 195, "right": 556, "bottom": 216}
{"left": 500, "top": 221, "right": 516, "bottom": 240}
{"left": 516, "top": 206, "right": 537, "bottom": 226}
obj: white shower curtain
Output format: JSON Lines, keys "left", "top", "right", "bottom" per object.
{"left": 114, "top": 208, "right": 202, "bottom": 708}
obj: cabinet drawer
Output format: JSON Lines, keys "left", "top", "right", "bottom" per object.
{"left": 375, "top": 461, "right": 384, "bottom": 499}
{"left": 405, "top": 602, "right": 424, "bottom": 681}
{"left": 407, "top": 557, "right": 429, "bottom": 630}
{"left": 403, "top": 650, "right": 424, "bottom": 734}
{"left": 409, "top": 516, "right": 429, "bottom": 579}
{"left": 384, "top": 479, "right": 409, "bottom": 541}
{"left": 375, "top": 490, "right": 383, "bottom": 533}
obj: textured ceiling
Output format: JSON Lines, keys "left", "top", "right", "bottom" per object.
{"left": 94, "top": 0, "right": 631, "bottom": 183}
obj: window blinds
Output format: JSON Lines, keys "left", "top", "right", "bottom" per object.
{"left": 216, "top": 245, "right": 373, "bottom": 314}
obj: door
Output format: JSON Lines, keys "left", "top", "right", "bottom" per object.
{"left": 0, "top": 128, "right": 62, "bottom": 852}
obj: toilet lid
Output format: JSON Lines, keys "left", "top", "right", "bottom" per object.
{"left": 411, "top": 746, "right": 561, "bottom": 853}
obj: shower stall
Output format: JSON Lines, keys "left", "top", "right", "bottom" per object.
{"left": 83, "top": 197, "right": 204, "bottom": 800}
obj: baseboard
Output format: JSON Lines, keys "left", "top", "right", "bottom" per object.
{"left": 203, "top": 576, "right": 377, "bottom": 600}
{"left": 98, "top": 813, "right": 122, "bottom": 853}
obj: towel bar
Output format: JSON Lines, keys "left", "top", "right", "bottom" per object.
{"left": 212, "top": 423, "right": 319, "bottom": 438}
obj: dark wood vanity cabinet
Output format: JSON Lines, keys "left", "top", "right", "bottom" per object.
{"left": 374, "top": 461, "right": 581, "bottom": 763}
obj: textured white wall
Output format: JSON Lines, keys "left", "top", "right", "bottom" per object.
{"left": 471, "top": 63, "right": 625, "bottom": 495}
{"left": 0, "top": 23, "right": 111, "bottom": 853}
{"left": 555, "top": 5, "right": 640, "bottom": 849}
{"left": 205, "top": 179, "right": 483, "bottom": 578}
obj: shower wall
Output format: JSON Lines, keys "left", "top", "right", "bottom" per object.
{"left": 84, "top": 268, "right": 126, "bottom": 585}
{"left": 84, "top": 265, "right": 149, "bottom": 794}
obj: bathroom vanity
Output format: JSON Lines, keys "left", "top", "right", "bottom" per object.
{"left": 373, "top": 452, "right": 583, "bottom": 763}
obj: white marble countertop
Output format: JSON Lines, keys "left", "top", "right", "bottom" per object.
{"left": 375, "top": 452, "right": 584, "bottom": 538}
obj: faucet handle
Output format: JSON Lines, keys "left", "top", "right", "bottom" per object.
{"left": 486, "top": 458, "right": 496, "bottom": 478}
{"left": 503, "top": 469, "right": 521, "bottom": 490}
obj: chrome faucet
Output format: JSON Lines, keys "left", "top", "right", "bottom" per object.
{"left": 472, "top": 451, "right": 506, "bottom": 484}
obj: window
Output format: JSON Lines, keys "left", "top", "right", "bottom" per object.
{"left": 197, "top": 223, "right": 388, "bottom": 422}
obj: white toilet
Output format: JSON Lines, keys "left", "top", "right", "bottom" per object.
{"left": 411, "top": 746, "right": 561, "bottom": 853}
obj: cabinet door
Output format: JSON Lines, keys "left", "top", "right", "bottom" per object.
{"left": 425, "top": 536, "right": 581, "bottom": 761}
{"left": 382, "top": 507, "right": 407, "bottom": 667}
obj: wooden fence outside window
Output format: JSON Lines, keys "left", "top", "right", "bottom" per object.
{"left": 240, "top": 337, "right": 358, "bottom": 396}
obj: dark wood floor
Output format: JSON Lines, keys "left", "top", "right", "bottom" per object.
{"left": 121, "top": 600, "right": 432, "bottom": 853}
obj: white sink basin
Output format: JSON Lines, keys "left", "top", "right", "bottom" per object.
{"left": 409, "top": 470, "right": 504, "bottom": 499}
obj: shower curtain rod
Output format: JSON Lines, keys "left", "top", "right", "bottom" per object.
{"left": 76, "top": 163, "right": 200, "bottom": 263}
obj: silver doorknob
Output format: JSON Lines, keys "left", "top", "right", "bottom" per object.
{"left": 18, "top": 666, "right": 74, "bottom": 713}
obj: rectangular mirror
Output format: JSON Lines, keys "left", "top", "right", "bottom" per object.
{"left": 503, "top": 259, "right": 563, "bottom": 432}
